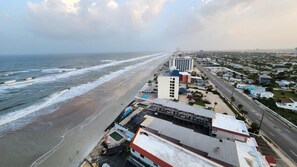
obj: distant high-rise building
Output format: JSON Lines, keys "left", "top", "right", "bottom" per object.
{"left": 169, "top": 56, "right": 193, "bottom": 72}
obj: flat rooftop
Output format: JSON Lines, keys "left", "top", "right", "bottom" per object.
{"left": 212, "top": 113, "right": 249, "bottom": 137}
{"left": 179, "top": 72, "right": 191, "bottom": 75}
{"left": 130, "top": 128, "right": 223, "bottom": 167}
{"left": 191, "top": 76, "right": 203, "bottom": 79}
{"left": 151, "top": 98, "right": 215, "bottom": 119}
{"left": 141, "top": 115, "right": 240, "bottom": 166}
{"left": 235, "top": 141, "right": 264, "bottom": 167}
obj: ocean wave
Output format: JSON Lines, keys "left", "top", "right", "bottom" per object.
{"left": 0, "top": 53, "right": 168, "bottom": 129}
{"left": 0, "top": 53, "right": 163, "bottom": 90}
{"left": 41, "top": 68, "right": 76, "bottom": 74}
{"left": 0, "top": 69, "right": 39, "bottom": 77}
{"left": 101, "top": 59, "right": 115, "bottom": 63}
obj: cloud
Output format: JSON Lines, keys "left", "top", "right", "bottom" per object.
{"left": 27, "top": 0, "right": 168, "bottom": 39}
{"left": 11, "top": 0, "right": 297, "bottom": 54}
{"left": 162, "top": 0, "right": 297, "bottom": 50}
{"left": 106, "top": 0, "right": 118, "bottom": 10}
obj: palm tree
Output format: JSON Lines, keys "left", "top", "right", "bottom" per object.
{"left": 241, "top": 110, "right": 248, "bottom": 116}
{"left": 231, "top": 96, "right": 235, "bottom": 104}
{"left": 238, "top": 104, "right": 243, "bottom": 111}
{"left": 214, "top": 102, "right": 218, "bottom": 111}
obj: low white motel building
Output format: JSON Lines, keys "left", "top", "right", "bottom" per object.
{"left": 129, "top": 115, "right": 268, "bottom": 167}
{"left": 212, "top": 113, "right": 250, "bottom": 142}
{"left": 129, "top": 128, "right": 223, "bottom": 167}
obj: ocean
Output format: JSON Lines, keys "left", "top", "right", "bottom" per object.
{"left": 0, "top": 52, "right": 163, "bottom": 134}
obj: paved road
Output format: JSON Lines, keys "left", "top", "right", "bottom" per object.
{"left": 197, "top": 65, "right": 297, "bottom": 164}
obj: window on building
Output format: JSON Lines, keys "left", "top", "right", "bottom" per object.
{"left": 154, "top": 163, "right": 158, "bottom": 167}
{"left": 132, "top": 149, "right": 135, "bottom": 152}
{"left": 140, "top": 154, "right": 144, "bottom": 158}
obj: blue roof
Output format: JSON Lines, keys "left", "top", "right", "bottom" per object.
{"left": 179, "top": 88, "right": 187, "bottom": 93}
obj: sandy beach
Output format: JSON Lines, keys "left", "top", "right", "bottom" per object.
{"left": 0, "top": 55, "right": 168, "bottom": 167}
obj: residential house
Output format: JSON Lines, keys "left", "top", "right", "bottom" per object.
{"left": 276, "top": 80, "right": 291, "bottom": 88}
{"left": 276, "top": 98, "right": 297, "bottom": 111}
{"left": 258, "top": 75, "right": 272, "bottom": 85}
{"left": 250, "top": 90, "right": 274, "bottom": 99}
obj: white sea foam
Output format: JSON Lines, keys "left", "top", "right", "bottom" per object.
{"left": 0, "top": 53, "right": 163, "bottom": 90}
{"left": 1, "top": 69, "right": 38, "bottom": 76}
{"left": 41, "top": 68, "right": 76, "bottom": 73}
{"left": 0, "top": 53, "right": 168, "bottom": 128}
{"left": 101, "top": 59, "right": 115, "bottom": 63}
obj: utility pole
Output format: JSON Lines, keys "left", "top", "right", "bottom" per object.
{"left": 231, "top": 87, "right": 235, "bottom": 98}
{"left": 259, "top": 109, "right": 265, "bottom": 130}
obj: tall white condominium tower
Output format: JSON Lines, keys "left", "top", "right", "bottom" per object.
{"left": 169, "top": 56, "right": 193, "bottom": 72}
{"left": 157, "top": 75, "right": 179, "bottom": 100}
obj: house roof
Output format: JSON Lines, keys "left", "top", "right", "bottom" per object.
{"left": 130, "top": 128, "right": 223, "bottom": 167}
{"left": 212, "top": 113, "right": 250, "bottom": 137}
{"left": 259, "top": 75, "right": 272, "bottom": 79}
{"left": 291, "top": 97, "right": 297, "bottom": 102}
{"left": 141, "top": 115, "right": 240, "bottom": 166}
{"left": 152, "top": 98, "right": 215, "bottom": 119}
{"left": 280, "top": 98, "right": 294, "bottom": 103}
{"left": 265, "top": 155, "right": 276, "bottom": 165}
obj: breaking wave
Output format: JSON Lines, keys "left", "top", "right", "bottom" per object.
{"left": 0, "top": 53, "right": 163, "bottom": 90}
{"left": 0, "top": 53, "right": 167, "bottom": 131}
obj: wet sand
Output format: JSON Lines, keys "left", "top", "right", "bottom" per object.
{"left": 0, "top": 55, "right": 168, "bottom": 167}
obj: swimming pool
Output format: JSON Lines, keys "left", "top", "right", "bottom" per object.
{"left": 141, "top": 93, "right": 150, "bottom": 99}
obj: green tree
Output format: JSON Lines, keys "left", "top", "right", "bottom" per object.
{"left": 191, "top": 71, "right": 197, "bottom": 76}
{"left": 241, "top": 110, "right": 248, "bottom": 116}
{"left": 233, "top": 83, "right": 238, "bottom": 88}
{"left": 214, "top": 102, "right": 218, "bottom": 111}
{"left": 249, "top": 122, "right": 260, "bottom": 134}
{"left": 238, "top": 104, "right": 243, "bottom": 111}
{"left": 231, "top": 96, "right": 235, "bottom": 104}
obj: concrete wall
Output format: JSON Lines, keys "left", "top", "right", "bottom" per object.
{"left": 212, "top": 129, "right": 247, "bottom": 142}
{"left": 130, "top": 148, "right": 159, "bottom": 167}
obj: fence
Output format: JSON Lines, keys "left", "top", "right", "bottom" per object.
{"left": 254, "top": 100, "right": 297, "bottom": 129}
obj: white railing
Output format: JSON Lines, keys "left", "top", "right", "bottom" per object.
{"left": 254, "top": 100, "right": 297, "bottom": 129}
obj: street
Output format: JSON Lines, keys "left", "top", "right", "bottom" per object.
{"left": 197, "top": 65, "right": 297, "bottom": 165}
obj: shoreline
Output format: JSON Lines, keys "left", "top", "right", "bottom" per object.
{"left": 0, "top": 54, "right": 168, "bottom": 167}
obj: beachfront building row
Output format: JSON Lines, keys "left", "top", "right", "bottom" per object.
{"left": 169, "top": 56, "right": 193, "bottom": 72}
{"left": 129, "top": 116, "right": 269, "bottom": 167}
{"left": 149, "top": 98, "right": 250, "bottom": 142}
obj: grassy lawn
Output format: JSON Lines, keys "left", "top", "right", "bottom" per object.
{"left": 273, "top": 90, "right": 297, "bottom": 100}
{"left": 109, "top": 131, "right": 124, "bottom": 141}
{"left": 195, "top": 100, "right": 205, "bottom": 107}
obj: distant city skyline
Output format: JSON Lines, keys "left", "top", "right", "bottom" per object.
{"left": 0, "top": 0, "right": 297, "bottom": 55}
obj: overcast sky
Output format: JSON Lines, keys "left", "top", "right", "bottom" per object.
{"left": 0, "top": 0, "right": 296, "bottom": 55}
